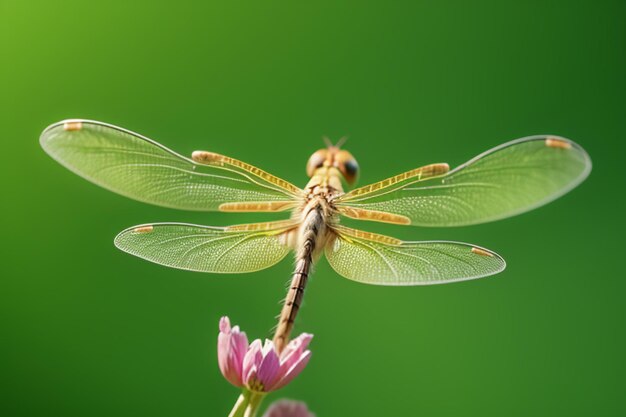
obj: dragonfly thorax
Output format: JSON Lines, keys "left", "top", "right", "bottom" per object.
{"left": 305, "top": 165, "right": 345, "bottom": 197}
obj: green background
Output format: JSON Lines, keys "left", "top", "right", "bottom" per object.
{"left": 1, "top": 1, "right": 624, "bottom": 416}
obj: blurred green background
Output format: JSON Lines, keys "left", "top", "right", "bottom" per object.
{"left": 1, "top": 1, "right": 624, "bottom": 416}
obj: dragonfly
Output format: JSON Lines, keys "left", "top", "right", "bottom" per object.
{"left": 40, "top": 119, "right": 591, "bottom": 351}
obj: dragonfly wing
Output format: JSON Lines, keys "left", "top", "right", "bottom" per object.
{"left": 325, "top": 226, "right": 505, "bottom": 285}
{"left": 336, "top": 136, "right": 591, "bottom": 226}
{"left": 40, "top": 120, "right": 303, "bottom": 211}
{"left": 114, "top": 221, "right": 295, "bottom": 273}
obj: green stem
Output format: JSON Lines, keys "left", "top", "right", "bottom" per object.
{"left": 228, "top": 390, "right": 266, "bottom": 417}
{"left": 244, "top": 391, "right": 266, "bottom": 417}
{"left": 228, "top": 392, "right": 247, "bottom": 417}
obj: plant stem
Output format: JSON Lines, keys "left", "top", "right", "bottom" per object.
{"left": 228, "top": 392, "right": 247, "bottom": 417}
{"left": 244, "top": 391, "right": 266, "bottom": 417}
{"left": 228, "top": 390, "right": 266, "bottom": 417}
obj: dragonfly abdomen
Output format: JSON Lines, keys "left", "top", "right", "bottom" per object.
{"left": 273, "top": 201, "right": 329, "bottom": 352}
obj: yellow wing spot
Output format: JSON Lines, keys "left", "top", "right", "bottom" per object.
{"left": 191, "top": 151, "right": 221, "bottom": 163}
{"left": 347, "top": 163, "right": 450, "bottom": 197}
{"left": 545, "top": 137, "right": 572, "bottom": 149}
{"left": 132, "top": 225, "right": 154, "bottom": 234}
{"left": 423, "top": 163, "right": 450, "bottom": 176}
{"left": 471, "top": 247, "right": 493, "bottom": 257}
{"left": 339, "top": 207, "right": 411, "bottom": 225}
{"left": 63, "top": 121, "right": 83, "bottom": 131}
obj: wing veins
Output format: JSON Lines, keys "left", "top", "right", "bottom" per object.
{"left": 91, "top": 162, "right": 300, "bottom": 201}
{"left": 59, "top": 143, "right": 180, "bottom": 162}
{"left": 403, "top": 182, "right": 501, "bottom": 192}
{"left": 211, "top": 234, "right": 262, "bottom": 266}
{"left": 45, "top": 121, "right": 303, "bottom": 203}
{"left": 351, "top": 238, "right": 400, "bottom": 279}
{"left": 148, "top": 232, "right": 226, "bottom": 247}
{"left": 419, "top": 246, "right": 479, "bottom": 273}
{"left": 384, "top": 246, "right": 442, "bottom": 277}
{"left": 180, "top": 233, "right": 246, "bottom": 260}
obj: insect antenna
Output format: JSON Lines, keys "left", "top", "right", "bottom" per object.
{"left": 335, "top": 136, "right": 349, "bottom": 148}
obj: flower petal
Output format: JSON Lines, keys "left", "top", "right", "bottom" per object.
{"left": 242, "top": 339, "right": 263, "bottom": 385}
{"left": 219, "top": 316, "right": 231, "bottom": 333}
{"left": 217, "top": 317, "right": 244, "bottom": 387}
{"left": 256, "top": 344, "right": 280, "bottom": 390}
{"left": 274, "top": 333, "right": 314, "bottom": 385}
{"left": 230, "top": 328, "right": 249, "bottom": 375}
{"left": 272, "top": 351, "right": 312, "bottom": 390}
{"left": 280, "top": 333, "right": 313, "bottom": 367}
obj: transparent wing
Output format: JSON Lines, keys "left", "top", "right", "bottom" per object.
{"left": 40, "top": 120, "right": 303, "bottom": 211}
{"left": 114, "top": 221, "right": 296, "bottom": 273}
{"left": 325, "top": 226, "right": 505, "bottom": 285}
{"left": 336, "top": 136, "right": 591, "bottom": 227}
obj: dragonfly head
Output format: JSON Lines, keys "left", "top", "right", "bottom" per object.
{"left": 306, "top": 138, "right": 359, "bottom": 185}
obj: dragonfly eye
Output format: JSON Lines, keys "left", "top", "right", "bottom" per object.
{"left": 336, "top": 150, "right": 359, "bottom": 184}
{"left": 306, "top": 149, "right": 328, "bottom": 177}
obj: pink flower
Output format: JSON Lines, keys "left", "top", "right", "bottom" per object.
{"left": 262, "top": 400, "right": 315, "bottom": 417}
{"left": 218, "top": 316, "right": 313, "bottom": 392}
